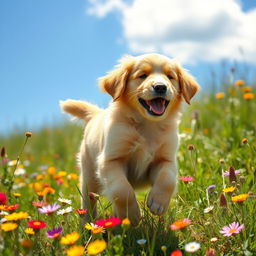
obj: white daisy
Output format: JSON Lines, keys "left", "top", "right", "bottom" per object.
{"left": 204, "top": 205, "right": 214, "bottom": 213}
{"left": 58, "top": 198, "right": 72, "bottom": 205}
{"left": 57, "top": 206, "right": 73, "bottom": 215}
{"left": 185, "top": 242, "right": 201, "bottom": 253}
{"left": 14, "top": 168, "right": 26, "bottom": 176}
{"left": 210, "top": 237, "right": 218, "bottom": 243}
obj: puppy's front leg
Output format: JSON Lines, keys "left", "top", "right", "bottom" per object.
{"left": 147, "top": 160, "right": 177, "bottom": 216}
{"left": 99, "top": 159, "right": 141, "bottom": 225}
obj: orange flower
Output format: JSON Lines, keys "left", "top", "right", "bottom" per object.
{"left": 170, "top": 218, "right": 192, "bottom": 230}
{"left": 242, "top": 86, "right": 252, "bottom": 92}
{"left": 231, "top": 193, "right": 248, "bottom": 202}
{"left": 215, "top": 92, "right": 225, "bottom": 99}
{"left": 60, "top": 232, "right": 80, "bottom": 245}
{"left": 243, "top": 93, "right": 254, "bottom": 100}
{"left": 235, "top": 80, "right": 244, "bottom": 86}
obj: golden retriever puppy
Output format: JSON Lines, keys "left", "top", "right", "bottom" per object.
{"left": 60, "top": 53, "right": 199, "bottom": 224}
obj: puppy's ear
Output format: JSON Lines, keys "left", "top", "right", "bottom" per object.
{"left": 99, "top": 55, "right": 135, "bottom": 100}
{"left": 176, "top": 65, "right": 200, "bottom": 104}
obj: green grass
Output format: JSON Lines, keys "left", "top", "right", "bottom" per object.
{"left": 0, "top": 83, "right": 255, "bottom": 255}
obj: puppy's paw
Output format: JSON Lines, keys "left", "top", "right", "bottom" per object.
{"left": 147, "top": 190, "right": 170, "bottom": 216}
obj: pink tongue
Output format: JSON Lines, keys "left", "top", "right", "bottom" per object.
{"left": 146, "top": 99, "right": 166, "bottom": 115}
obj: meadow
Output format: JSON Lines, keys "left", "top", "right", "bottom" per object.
{"left": 0, "top": 79, "right": 255, "bottom": 255}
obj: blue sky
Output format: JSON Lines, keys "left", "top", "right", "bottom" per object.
{"left": 0, "top": 0, "right": 256, "bottom": 134}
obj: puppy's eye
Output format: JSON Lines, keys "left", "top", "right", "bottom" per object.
{"left": 139, "top": 74, "right": 148, "bottom": 79}
{"left": 167, "top": 74, "right": 174, "bottom": 80}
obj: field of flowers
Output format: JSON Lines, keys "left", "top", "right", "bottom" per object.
{"left": 0, "top": 79, "right": 255, "bottom": 255}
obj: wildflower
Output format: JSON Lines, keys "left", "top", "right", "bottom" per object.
{"left": 235, "top": 80, "right": 244, "bottom": 86}
{"left": 85, "top": 223, "right": 105, "bottom": 234}
{"left": 5, "top": 211, "right": 29, "bottom": 221}
{"left": 187, "top": 144, "right": 195, "bottom": 150}
{"left": 136, "top": 239, "right": 147, "bottom": 246}
{"left": 206, "top": 248, "right": 216, "bottom": 256}
{"left": 223, "top": 186, "right": 236, "bottom": 193}
{"left": 215, "top": 92, "right": 225, "bottom": 99}
{"left": 228, "top": 167, "right": 237, "bottom": 183}
{"left": 171, "top": 250, "right": 183, "bottom": 256}
{"left": 207, "top": 185, "right": 216, "bottom": 193}
{"left": 28, "top": 220, "right": 46, "bottom": 229}
{"left": 210, "top": 237, "right": 218, "bottom": 243}
{"left": 39, "top": 203, "right": 60, "bottom": 215}
{"left": 122, "top": 218, "right": 131, "bottom": 226}
{"left": 0, "top": 204, "right": 19, "bottom": 211}
{"left": 13, "top": 193, "right": 21, "bottom": 197}
{"left": 243, "top": 93, "right": 254, "bottom": 100}
{"left": 0, "top": 192, "right": 7, "bottom": 205}
{"left": 89, "top": 192, "right": 100, "bottom": 200}
{"left": 241, "top": 138, "right": 248, "bottom": 144}
{"left": 223, "top": 169, "right": 241, "bottom": 176}
{"left": 67, "top": 245, "right": 84, "bottom": 256}
{"left": 184, "top": 242, "right": 200, "bottom": 253}
{"left": 220, "top": 193, "right": 227, "bottom": 207}
{"left": 67, "top": 173, "right": 78, "bottom": 180}
{"left": 25, "top": 132, "right": 32, "bottom": 137}
{"left": 204, "top": 206, "right": 214, "bottom": 213}
{"left": 25, "top": 228, "right": 35, "bottom": 235}
{"left": 231, "top": 193, "right": 248, "bottom": 202}
{"left": 248, "top": 191, "right": 256, "bottom": 198}
{"left": 8, "top": 160, "right": 18, "bottom": 166}
{"left": 0, "top": 211, "right": 8, "bottom": 216}
{"left": 47, "top": 167, "right": 56, "bottom": 175}
{"left": 57, "top": 206, "right": 73, "bottom": 215}
{"left": 76, "top": 209, "right": 88, "bottom": 215}
{"left": 170, "top": 218, "right": 191, "bottom": 230}
{"left": 95, "top": 217, "right": 122, "bottom": 228}
{"left": 179, "top": 176, "right": 194, "bottom": 182}
{"left": 21, "top": 239, "right": 33, "bottom": 248}
{"left": 58, "top": 198, "right": 72, "bottom": 205}
{"left": 41, "top": 187, "right": 55, "bottom": 196}
{"left": 46, "top": 227, "right": 62, "bottom": 238}
{"left": 161, "top": 245, "right": 167, "bottom": 253}
{"left": 87, "top": 240, "right": 107, "bottom": 255}
{"left": 60, "top": 232, "right": 79, "bottom": 245}
{"left": 14, "top": 168, "right": 26, "bottom": 176}
{"left": 242, "top": 86, "right": 252, "bottom": 92}
{"left": 1, "top": 222, "right": 18, "bottom": 231}
{"left": 220, "top": 222, "right": 244, "bottom": 236}
{"left": 32, "top": 201, "right": 47, "bottom": 207}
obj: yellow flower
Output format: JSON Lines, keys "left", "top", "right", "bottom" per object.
{"left": 25, "top": 228, "right": 35, "bottom": 235}
{"left": 47, "top": 166, "right": 56, "bottom": 175}
{"left": 36, "top": 174, "right": 44, "bottom": 180}
{"left": 122, "top": 218, "right": 131, "bottom": 226}
{"left": 66, "top": 245, "right": 84, "bottom": 256}
{"left": 215, "top": 92, "right": 225, "bottom": 99}
{"left": 60, "top": 232, "right": 80, "bottom": 245}
{"left": 87, "top": 240, "right": 107, "bottom": 255}
{"left": 235, "top": 80, "right": 244, "bottom": 86}
{"left": 57, "top": 171, "right": 67, "bottom": 177}
{"left": 85, "top": 223, "right": 105, "bottom": 234}
{"left": 13, "top": 193, "right": 21, "bottom": 197}
{"left": 242, "top": 86, "right": 252, "bottom": 92}
{"left": 231, "top": 193, "right": 248, "bottom": 202}
{"left": 1, "top": 222, "right": 18, "bottom": 232}
{"left": 223, "top": 186, "right": 236, "bottom": 193}
{"left": 68, "top": 173, "right": 78, "bottom": 180}
{"left": 5, "top": 211, "right": 29, "bottom": 221}
{"left": 243, "top": 93, "right": 254, "bottom": 100}
{"left": 242, "top": 138, "right": 248, "bottom": 144}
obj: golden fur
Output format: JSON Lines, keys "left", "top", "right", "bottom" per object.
{"left": 60, "top": 53, "right": 199, "bottom": 224}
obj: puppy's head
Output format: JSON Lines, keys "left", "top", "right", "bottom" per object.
{"left": 100, "top": 53, "right": 200, "bottom": 121}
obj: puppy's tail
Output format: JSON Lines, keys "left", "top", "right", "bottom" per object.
{"left": 60, "top": 99, "right": 102, "bottom": 123}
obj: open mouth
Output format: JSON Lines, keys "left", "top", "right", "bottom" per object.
{"left": 139, "top": 97, "right": 170, "bottom": 116}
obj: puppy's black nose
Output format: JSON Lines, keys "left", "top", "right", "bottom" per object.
{"left": 153, "top": 84, "right": 167, "bottom": 94}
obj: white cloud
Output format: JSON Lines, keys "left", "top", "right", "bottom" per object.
{"left": 87, "top": 0, "right": 256, "bottom": 64}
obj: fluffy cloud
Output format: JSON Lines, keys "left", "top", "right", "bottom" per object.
{"left": 87, "top": 0, "right": 256, "bottom": 64}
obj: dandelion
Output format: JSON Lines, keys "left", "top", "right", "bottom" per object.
{"left": 204, "top": 206, "right": 214, "bottom": 213}
{"left": 95, "top": 217, "right": 122, "bottom": 228}
{"left": 85, "top": 223, "right": 105, "bottom": 234}
{"left": 87, "top": 240, "right": 107, "bottom": 255}
{"left": 38, "top": 203, "right": 60, "bottom": 214}
{"left": 215, "top": 92, "right": 225, "bottom": 99}
{"left": 58, "top": 198, "right": 72, "bottom": 205}
{"left": 76, "top": 209, "right": 88, "bottom": 215}
{"left": 67, "top": 245, "right": 84, "bottom": 256}
{"left": 231, "top": 193, "right": 248, "bottom": 202}
{"left": 223, "top": 186, "right": 236, "bottom": 193}
{"left": 170, "top": 218, "right": 191, "bottom": 230}
{"left": 25, "top": 228, "right": 35, "bottom": 235}
{"left": 1, "top": 222, "right": 18, "bottom": 232}
{"left": 60, "top": 232, "right": 79, "bottom": 245}
{"left": 5, "top": 211, "right": 29, "bottom": 221}
{"left": 57, "top": 206, "right": 73, "bottom": 215}
{"left": 184, "top": 242, "right": 200, "bottom": 253}
{"left": 243, "top": 93, "right": 254, "bottom": 100}
{"left": 28, "top": 220, "right": 46, "bottom": 229}
{"left": 171, "top": 250, "right": 183, "bottom": 256}
{"left": 46, "top": 227, "right": 62, "bottom": 238}
{"left": 220, "top": 222, "right": 244, "bottom": 236}
{"left": 179, "top": 176, "right": 194, "bottom": 182}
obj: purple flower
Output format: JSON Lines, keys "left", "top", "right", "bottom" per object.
{"left": 46, "top": 227, "right": 62, "bottom": 238}
{"left": 38, "top": 203, "right": 60, "bottom": 214}
{"left": 223, "top": 169, "right": 241, "bottom": 177}
{"left": 220, "top": 222, "right": 244, "bottom": 237}
{"left": 207, "top": 185, "right": 216, "bottom": 193}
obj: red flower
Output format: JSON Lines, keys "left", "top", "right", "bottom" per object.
{"left": 3, "top": 204, "right": 19, "bottom": 211}
{"left": 179, "top": 176, "right": 194, "bottom": 182}
{"left": 76, "top": 209, "right": 88, "bottom": 215}
{"left": 28, "top": 220, "right": 47, "bottom": 229}
{"left": 95, "top": 217, "right": 122, "bottom": 228}
{"left": 170, "top": 218, "right": 192, "bottom": 230}
{"left": 0, "top": 192, "right": 8, "bottom": 205}
{"left": 171, "top": 249, "right": 183, "bottom": 256}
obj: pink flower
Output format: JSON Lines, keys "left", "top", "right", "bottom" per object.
{"left": 95, "top": 217, "right": 122, "bottom": 228}
{"left": 179, "top": 176, "right": 194, "bottom": 182}
{"left": 223, "top": 170, "right": 241, "bottom": 177}
{"left": 220, "top": 222, "right": 244, "bottom": 237}
{"left": 0, "top": 192, "right": 8, "bottom": 205}
{"left": 46, "top": 227, "right": 62, "bottom": 238}
{"left": 38, "top": 203, "right": 60, "bottom": 214}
